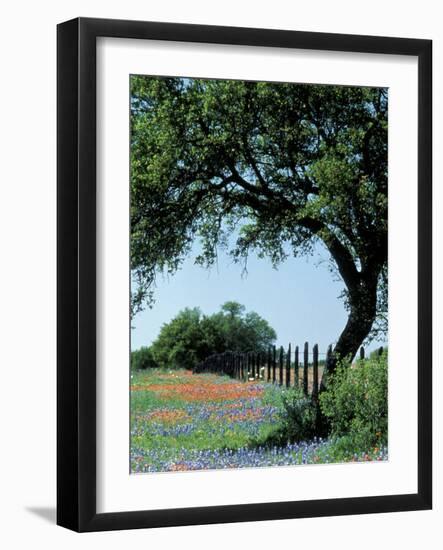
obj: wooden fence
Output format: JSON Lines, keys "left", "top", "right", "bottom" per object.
{"left": 194, "top": 343, "right": 384, "bottom": 399}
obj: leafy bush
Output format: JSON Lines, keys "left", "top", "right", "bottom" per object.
{"left": 280, "top": 387, "right": 318, "bottom": 442}
{"left": 261, "top": 387, "right": 318, "bottom": 446}
{"left": 319, "top": 351, "right": 388, "bottom": 449}
{"left": 131, "top": 346, "right": 158, "bottom": 370}
{"left": 369, "top": 347, "right": 386, "bottom": 359}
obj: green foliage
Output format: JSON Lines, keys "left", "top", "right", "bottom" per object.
{"left": 261, "top": 387, "right": 318, "bottom": 445}
{"left": 312, "top": 434, "right": 387, "bottom": 463}
{"left": 149, "top": 302, "right": 276, "bottom": 369}
{"left": 130, "top": 75, "right": 388, "bottom": 360}
{"left": 279, "top": 387, "right": 318, "bottom": 443}
{"left": 131, "top": 346, "right": 158, "bottom": 370}
{"left": 320, "top": 352, "right": 388, "bottom": 449}
{"left": 150, "top": 307, "right": 208, "bottom": 370}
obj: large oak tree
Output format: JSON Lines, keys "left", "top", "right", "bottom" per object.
{"left": 130, "top": 77, "right": 387, "bottom": 378}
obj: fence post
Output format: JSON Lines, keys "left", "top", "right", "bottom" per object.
{"left": 360, "top": 346, "right": 365, "bottom": 361}
{"left": 294, "top": 345, "right": 299, "bottom": 388}
{"left": 279, "top": 346, "right": 284, "bottom": 385}
{"left": 303, "top": 342, "right": 309, "bottom": 396}
{"left": 320, "top": 344, "right": 333, "bottom": 392}
{"left": 312, "top": 344, "right": 319, "bottom": 401}
{"left": 286, "top": 343, "right": 291, "bottom": 387}
{"left": 272, "top": 346, "right": 276, "bottom": 383}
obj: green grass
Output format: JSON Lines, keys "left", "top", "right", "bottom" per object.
{"left": 130, "top": 368, "right": 388, "bottom": 473}
{"left": 130, "top": 369, "right": 288, "bottom": 470}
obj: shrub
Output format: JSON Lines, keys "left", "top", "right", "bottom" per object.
{"left": 263, "top": 387, "right": 318, "bottom": 446}
{"left": 319, "top": 351, "right": 388, "bottom": 449}
{"left": 281, "top": 387, "right": 318, "bottom": 442}
{"left": 131, "top": 346, "right": 158, "bottom": 370}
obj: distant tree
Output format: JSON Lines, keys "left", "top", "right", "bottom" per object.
{"left": 131, "top": 77, "right": 387, "bottom": 376}
{"left": 131, "top": 346, "right": 158, "bottom": 370}
{"left": 150, "top": 302, "right": 276, "bottom": 369}
{"left": 220, "top": 301, "right": 245, "bottom": 319}
{"left": 150, "top": 308, "right": 206, "bottom": 370}
{"left": 207, "top": 301, "right": 276, "bottom": 354}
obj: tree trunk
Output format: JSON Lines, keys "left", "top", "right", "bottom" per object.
{"left": 320, "top": 275, "right": 378, "bottom": 391}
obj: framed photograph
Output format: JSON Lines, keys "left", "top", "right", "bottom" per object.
{"left": 57, "top": 17, "right": 432, "bottom": 532}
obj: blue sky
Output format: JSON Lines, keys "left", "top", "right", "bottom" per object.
{"left": 131, "top": 242, "right": 386, "bottom": 356}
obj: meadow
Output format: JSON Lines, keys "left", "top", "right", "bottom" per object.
{"left": 130, "top": 368, "right": 387, "bottom": 473}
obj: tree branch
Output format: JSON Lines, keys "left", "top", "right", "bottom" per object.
{"left": 297, "top": 215, "right": 360, "bottom": 289}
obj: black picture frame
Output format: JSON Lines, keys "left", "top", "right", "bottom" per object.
{"left": 57, "top": 17, "right": 432, "bottom": 532}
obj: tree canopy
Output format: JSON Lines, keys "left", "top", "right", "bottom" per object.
{"left": 130, "top": 76, "right": 387, "bottom": 371}
{"left": 147, "top": 302, "right": 276, "bottom": 370}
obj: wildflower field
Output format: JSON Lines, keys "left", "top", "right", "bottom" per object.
{"left": 130, "top": 369, "right": 387, "bottom": 473}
